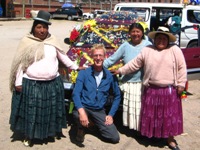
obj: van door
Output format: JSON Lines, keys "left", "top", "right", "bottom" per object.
{"left": 181, "top": 9, "right": 200, "bottom": 48}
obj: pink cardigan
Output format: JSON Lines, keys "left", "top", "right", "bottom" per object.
{"left": 119, "top": 45, "right": 187, "bottom": 87}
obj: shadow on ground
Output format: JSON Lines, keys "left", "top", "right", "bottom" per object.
{"left": 67, "top": 111, "right": 167, "bottom": 149}
{"left": 9, "top": 111, "right": 167, "bottom": 148}
{"left": 10, "top": 131, "right": 66, "bottom": 147}
{"left": 115, "top": 111, "right": 167, "bottom": 148}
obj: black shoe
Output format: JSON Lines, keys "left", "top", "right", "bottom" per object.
{"left": 76, "top": 128, "right": 85, "bottom": 143}
{"left": 168, "top": 143, "right": 180, "bottom": 150}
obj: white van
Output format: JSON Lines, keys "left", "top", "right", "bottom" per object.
{"left": 114, "top": 3, "right": 200, "bottom": 48}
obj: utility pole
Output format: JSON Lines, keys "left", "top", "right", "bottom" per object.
{"left": 48, "top": 0, "right": 51, "bottom": 11}
{"left": 100, "top": 2, "right": 102, "bottom": 10}
{"left": 110, "top": 0, "right": 112, "bottom": 10}
{"left": 22, "top": 0, "right": 25, "bottom": 18}
{"left": 89, "top": 0, "right": 91, "bottom": 12}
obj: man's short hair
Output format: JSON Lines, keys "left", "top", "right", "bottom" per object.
{"left": 91, "top": 44, "right": 106, "bottom": 56}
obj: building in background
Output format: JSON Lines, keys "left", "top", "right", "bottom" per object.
{"left": 1, "top": 0, "right": 183, "bottom": 18}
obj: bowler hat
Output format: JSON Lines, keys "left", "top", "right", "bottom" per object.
{"left": 33, "top": 10, "right": 51, "bottom": 25}
{"left": 148, "top": 26, "right": 176, "bottom": 42}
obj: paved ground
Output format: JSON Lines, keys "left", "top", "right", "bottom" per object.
{"left": 0, "top": 19, "right": 200, "bottom": 150}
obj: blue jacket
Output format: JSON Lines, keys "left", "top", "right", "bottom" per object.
{"left": 72, "top": 66, "right": 121, "bottom": 117}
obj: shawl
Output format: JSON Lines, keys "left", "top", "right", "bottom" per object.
{"left": 9, "top": 33, "right": 64, "bottom": 91}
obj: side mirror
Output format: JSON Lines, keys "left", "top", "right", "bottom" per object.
{"left": 64, "top": 38, "right": 70, "bottom": 45}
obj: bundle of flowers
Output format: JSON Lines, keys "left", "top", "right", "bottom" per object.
{"left": 69, "top": 28, "right": 80, "bottom": 43}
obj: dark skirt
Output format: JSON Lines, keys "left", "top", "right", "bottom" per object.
{"left": 9, "top": 76, "right": 67, "bottom": 140}
{"left": 140, "top": 85, "right": 183, "bottom": 138}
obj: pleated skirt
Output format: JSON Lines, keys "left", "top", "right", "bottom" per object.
{"left": 9, "top": 76, "right": 67, "bottom": 140}
{"left": 140, "top": 85, "right": 183, "bottom": 138}
{"left": 121, "top": 82, "right": 142, "bottom": 130}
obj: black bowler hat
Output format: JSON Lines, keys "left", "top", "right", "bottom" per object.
{"left": 33, "top": 10, "right": 51, "bottom": 25}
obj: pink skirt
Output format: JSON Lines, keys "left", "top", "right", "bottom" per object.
{"left": 140, "top": 85, "right": 183, "bottom": 138}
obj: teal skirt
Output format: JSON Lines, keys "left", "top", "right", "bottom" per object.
{"left": 9, "top": 76, "right": 67, "bottom": 140}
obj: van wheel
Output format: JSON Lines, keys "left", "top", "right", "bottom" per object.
{"left": 187, "top": 41, "right": 198, "bottom": 48}
{"left": 68, "top": 16, "right": 72, "bottom": 20}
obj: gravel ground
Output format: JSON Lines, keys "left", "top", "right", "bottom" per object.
{"left": 0, "top": 19, "right": 200, "bottom": 150}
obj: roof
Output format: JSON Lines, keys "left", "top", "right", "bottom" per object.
{"left": 114, "top": 2, "right": 200, "bottom": 9}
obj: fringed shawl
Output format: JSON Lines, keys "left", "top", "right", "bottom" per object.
{"left": 9, "top": 33, "right": 64, "bottom": 91}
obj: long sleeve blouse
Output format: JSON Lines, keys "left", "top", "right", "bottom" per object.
{"left": 103, "top": 39, "right": 151, "bottom": 83}
{"left": 119, "top": 45, "right": 187, "bottom": 87}
{"left": 15, "top": 44, "right": 78, "bottom": 86}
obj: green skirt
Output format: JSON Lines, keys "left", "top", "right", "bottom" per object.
{"left": 9, "top": 76, "right": 67, "bottom": 140}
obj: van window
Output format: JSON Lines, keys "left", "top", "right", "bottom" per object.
{"left": 187, "top": 10, "right": 200, "bottom": 23}
{"left": 150, "top": 8, "right": 182, "bottom": 31}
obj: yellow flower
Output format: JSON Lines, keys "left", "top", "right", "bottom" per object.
{"left": 138, "top": 21, "right": 149, "bottom": 33}
{"left": 83, "top": 19, "right": 97, "bottom": 27}
{"left": 70, "top": 70, "right": 78, "bottom": 83}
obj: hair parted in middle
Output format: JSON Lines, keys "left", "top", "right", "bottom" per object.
{"left": 129, "top": 22, "right": 145, "bottom": 39}
{"left": 91, "top": 44, "right": 107, "bottom": 56}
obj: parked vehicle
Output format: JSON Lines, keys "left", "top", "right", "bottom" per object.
{"left": 83, "top": 12, "right": 94, "bottom": 20}
{"left": 114, "top": 2, "right": 200, "bottom": 48}
{"left": 93, "top": 9, "right": 108, "bottom": 18}
{"left": 49, "top": 7, "right": 83, "bottom": 21}
{"left": 60, "top": 11, "right": 200, "bottom": 123}
{"left": 63, "top": 11, "right": 200, "bottom": 80}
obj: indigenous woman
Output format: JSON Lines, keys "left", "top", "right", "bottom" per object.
{"left": 9, "top": 10, "right": 83, "bottom": 146}
{"left": 103, "top": 23, "right": 152, "bottom": 130}
{"left": 113, "top": 26, "right": 187, "bottom": 150}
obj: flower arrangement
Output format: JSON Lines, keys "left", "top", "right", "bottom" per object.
{"left": 69, "top": 28, "right": 80, "bottom": 43}
{"left": 69, "top": 49, "right": 82, "bottom": 83}
{"left": 181, "top": 91, "right": 187, "bottom": 100}
{"left": 70, "top": 49, "right": 94, "bottom": 83}
{"left": 67, "top": 11, "right": 149, "bottom": 83}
